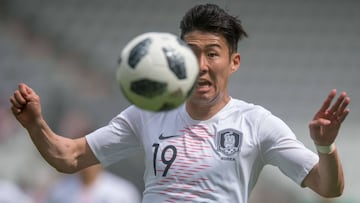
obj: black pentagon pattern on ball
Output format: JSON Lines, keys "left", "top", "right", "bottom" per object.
{"left": 162, "top": 46, "right": 186, "bottom": 80}
{"left": 128, "top": 38, "right": 152, "bottom": 69}
{"left": 130, "top": 79, "right": 167, "bottom": 98}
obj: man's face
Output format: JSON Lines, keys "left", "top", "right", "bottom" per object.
{"left": 183, "top": 30, "right": 240, "bottom": 106}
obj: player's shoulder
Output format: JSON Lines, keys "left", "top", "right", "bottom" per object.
{"left": 229, "top": 98, "right": 270, "bottom": 114}
{"left": 227, "top": 98, "right": 271, "bottom": 121}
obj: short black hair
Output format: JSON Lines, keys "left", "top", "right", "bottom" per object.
{"left": 180, "top": 4, "right": 248, "bottom": 53}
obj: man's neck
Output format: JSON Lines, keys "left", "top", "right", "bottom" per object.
{"left": 186, "top": 95, "right": 231, "bottom": 120}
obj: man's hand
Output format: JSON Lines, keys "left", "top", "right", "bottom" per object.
{"left": 9, "top": 83, "right": 43, "bottom": 129}
{"left": 309, "top": 89, "right": 350, "bottom": 146}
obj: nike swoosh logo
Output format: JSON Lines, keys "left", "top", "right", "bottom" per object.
{"left": 159, "top": 133, "right": 182, "bottom": 140}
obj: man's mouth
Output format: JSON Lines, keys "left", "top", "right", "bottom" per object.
{"left": 197, "top": 79, "right": 211, "bottom": 86}
{"left": 196, "top": 79, "right": 212, "bottom": 91}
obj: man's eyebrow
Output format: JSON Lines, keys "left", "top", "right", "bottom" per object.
{"left": 187, "top": 43, "right": 222, "bottom": 49}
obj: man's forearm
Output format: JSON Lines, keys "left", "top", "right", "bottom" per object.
{"left": 26, "top": 118, "right": 79, "bottom": 173}
{"left": 317, "top": 147, "right": 344, "bottom": 197}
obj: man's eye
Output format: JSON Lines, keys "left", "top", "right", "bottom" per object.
{"left": 208, "top": 53, "right": 217, "bottom": 57}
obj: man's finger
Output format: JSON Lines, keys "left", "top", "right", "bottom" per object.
{"left": 14, "top": 90, "right": 27, "bottom": 105}
{"left": 337, "top": 109, "right": 350, "bottom": 123}
{"left": 310, "top": 118, "right": 331, "bottom": 129}
{"left": 318, "top": 89, "right": 336, "bottom": 114}
{"left": 18, "top": 83, "right": 32, "bottom": 98}
{"left": 336, "top": 96, "right": 350, "bottom": 116}
{"left": 10, "top": 94, "right": 23, "bottom": 109}
{"left": 10, "top": 105, "right": 22, "bottom": 115}
{"left": 328, "top": 92, "right": 347, "bottom": 115}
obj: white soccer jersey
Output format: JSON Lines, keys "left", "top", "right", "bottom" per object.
{"left": 86, "top": 98, "right": 318, "bottom": 203}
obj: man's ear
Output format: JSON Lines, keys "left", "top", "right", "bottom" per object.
{"left": 230, "top": 53, "right": 240, "bottom": 73}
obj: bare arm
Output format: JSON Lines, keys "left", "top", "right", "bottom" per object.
{"left": 10, "top": 83, "right": 99, "bottom": 173}
{"left": 302, "top": 89, "right": 350, "bottom": 197}
{"left": 302, "top": 150, "right": 344, "bottom": 197}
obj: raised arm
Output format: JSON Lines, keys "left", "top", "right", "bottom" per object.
{"left": 302, "top": 89, "right": 350, "bottom": 197}
{"left": 10, "top": 83, "right": 99, "bottom": 173}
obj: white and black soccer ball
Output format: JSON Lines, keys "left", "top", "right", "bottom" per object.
{"left": 117, "top": 32, "right": 199, "bottom": 111}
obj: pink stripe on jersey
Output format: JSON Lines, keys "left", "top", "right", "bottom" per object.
{"left": 156, "top": 124, "right": 216, "bottom": 202}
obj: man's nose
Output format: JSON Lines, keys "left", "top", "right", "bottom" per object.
{"left": 198, "top": 54, "right": 209, "bottom": 73}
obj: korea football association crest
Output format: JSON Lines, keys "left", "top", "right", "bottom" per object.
{"left": 217, "top": 129, "right": 242, "bottom": 156}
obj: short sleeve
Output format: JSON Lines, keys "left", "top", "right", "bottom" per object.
{"left": 86, "top": 112, "right": 142, "bottom": 167}
{"left": 258, "top": 114, "right": 319, "bottom": 185}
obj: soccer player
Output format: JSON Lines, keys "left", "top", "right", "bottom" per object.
{"left": 10, "top": 3, "right": 350, "bottom": 203}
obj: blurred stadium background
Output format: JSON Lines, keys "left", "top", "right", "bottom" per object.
{"left": 0, "top": 0, "right": 359, "bottom": 202}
